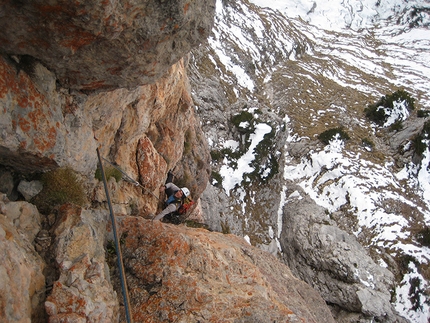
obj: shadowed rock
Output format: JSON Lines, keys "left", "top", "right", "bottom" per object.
{"left": 0, "top": 0, "right": 216, "bottom": 91}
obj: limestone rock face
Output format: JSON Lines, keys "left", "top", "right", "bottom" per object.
{"left": 88, "top": 59, "right": 211, "bottom": 214}
{"left": 1, "top": 196, "right": 41, "bottom": 243}
{"left": 0, "top": 52, "right": 210, "bottom": 214}
{"left": 0, "top": 195, "right": 46, "bottom": 323}
{"left": 0, "top": 55, "right": 65, "bottom": 173}
{"left": 114, "top": 216, "right": 336, "bottom": 323}
{"left": 0, "top": 0, "right": 216, "bottom": 91}
{"left": 45, "top": 204, "right": 119, "bottom": 323}
{"left": 280, "top": 186, "right": 408, "bottom": 323}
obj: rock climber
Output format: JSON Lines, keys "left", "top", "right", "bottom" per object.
{"left": 152, "top": 171, "right": 190, "bottom": 221}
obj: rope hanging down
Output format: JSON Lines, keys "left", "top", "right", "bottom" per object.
{"left": 101, "top": 157, "right": 160, "bottom": 201}
{"left": 96, "top": 148, "right": 133, "bottom": 323}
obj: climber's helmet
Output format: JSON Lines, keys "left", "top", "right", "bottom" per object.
{"left": 181, "top": 187, "right": 190, "bottom": 198}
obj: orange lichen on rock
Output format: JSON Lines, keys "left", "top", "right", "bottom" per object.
{"left": 137, "top": 136, "right": 167, "bottom": 192}
{"left": 114, "top": 216, "right": 335, "bottom": 323}
{"left": 184, "top": 3, "right": 190, "bottom": 14}
{"left": 0, "top": 56, "right": 58, "bottom": 154}
{"left": 0, "top": 56, "right": 19, "bottom": 99}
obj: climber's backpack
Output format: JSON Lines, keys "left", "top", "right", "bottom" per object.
{"left": 177, "top": 196, "right": 194, "bottom": 215}
{"left": 164, "top": 195, "right": 194, "bottom": 225}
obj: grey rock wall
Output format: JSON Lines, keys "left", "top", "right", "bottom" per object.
{"left": 280, "top": 185, "right": 408, "bottom": 323}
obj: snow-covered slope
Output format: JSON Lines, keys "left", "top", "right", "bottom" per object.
{"left": 250, "top": 0, "right": 430, "bottom": 31}
{"left": 189, "top": 0, "right": 430, "bottom": 322}
{"left": 251, "top": 0, "right": 430, "bottom": 105}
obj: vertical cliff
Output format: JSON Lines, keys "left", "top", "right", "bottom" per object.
{"left": 0, "top": 1, "right": 341, "bottom": 322}
{"left": 0, "top": 0, "right": 214, "bottom": 321}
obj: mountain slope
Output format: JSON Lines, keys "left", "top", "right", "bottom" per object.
{"left": 189, "top": 0, "right": 430, "bottom": 322}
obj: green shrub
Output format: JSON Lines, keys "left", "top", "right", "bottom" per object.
{"left": 416, "top": 227, "right": 430, "bottom": 247}
{"left": 390, "top": 120, "right": 404, "bottom": 132}
{"left": 409, "top": 276, "right": 424, "bottom": 311}
{"left": 32, "top": 167, "right": 86, "bottom": 214}
{"left": 229, "top": 110, "right": 280, "bottom": 185}
{"left": 210, "top": 150, "right": 223, "bottom": 162}
{"left": 412, "top": 120, "right": 430, "bottom": 156}
{"left": 364, "top": 105, "right": 387, "bottom": 126}
{"left": 95, "top": 166, "right": 122, "bottom": 182}
{"left": 362, "top": 138, "right": 374, "bottom": 149}
{"left": 106, "top": 240, "right": 116, "bottom": 255}
{"left": 396, "top": 254, "right": 419, "bottom": 277}
{"left": 220, "top": 147, "right": 241, "bottom": 168}
{"left": 417, "top": 110, "right": 430, "bottom": 118}
{"left": 184, "top": 220, "right": 209, "bottom": 229}
{"left": 211, "top": 171, "right": 223, "bottom": 188}
{"left": 231, "top": 111, "right": 255, "bottom": 134}
{"left": 318, "top": 127, "right": 350, "bottom": 145}
{"left": 365, "top": 89, "right": 415, "bottom": 125}
{"left": 412, "top": 134, "right": 427, "bottom": 156}
{"left": 248, "top": 127, "right": 279, "bottom": 182}
{"left": 106, "top": 232, "right": 128, "bottom": 255}
{"left": 365, "top": 104, "right": 387, "bottom": 125}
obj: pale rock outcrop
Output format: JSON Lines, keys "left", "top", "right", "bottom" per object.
{"left": 89, "top": 58, "right": 211, "bottom": 214}
{"left": 113, "top": 216, "right": 336, "bottom": 323}
{"left": 17, "top": 180, "right": 43, "bottom": 201}
{"left": 1, "top": 195, "right": 41, "bottom": 243}
{"left": 280, "top": 186, "right": 408, "bottom": 323}
{"left": 0, "top": 54, "right": 100, "bottom": 175}
{"left": 0, "top": 55, "right": 67, "bottom": 173}
{"left": 45, "top": 204, "right": 118, "bottom": 323}
{"left": 0, "top": 0, "right": 216, "bottom": 91}
{"left": 0, "top": 0, "right": 217, "bottom": 321}
{"left": 0, "top": 195, "right": 46, "bottom": 323}
{"left": 0, "top": 51, "right": 210, "bottom": 214}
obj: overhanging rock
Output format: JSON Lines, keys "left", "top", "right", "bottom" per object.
{"left": 0, "top": 0, "right": 216, "bottom": 91}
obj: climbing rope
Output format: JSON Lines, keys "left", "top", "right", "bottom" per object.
{"left": 101, "top": 157, "right": 160, "bottom": 201}
{"left": 96, "top": 148, "right": 133, "bottom": 323}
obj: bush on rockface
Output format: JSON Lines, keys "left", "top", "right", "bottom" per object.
{"left": 210, "top": 150, "right": 223, "bottom": 162}
{"left": 230, "top": 110, "right": 280, "bottom": 184}
{"left": 31, "top": 167, "right": 86, "bottom": 214}
{"left": 231, "top": 110, "right": 257, "bottom": 135}
{"left": 247, "top": 126, "right": 279, "bottom": 182}
{"left": 211, "top": 171, "right": 223, "bottom": 188}
{"left": 412, "top": 120, "right": 430, "bottom": 157}
{"left": 318, "top": 127, "right": 350, "bottom": 145}
{"left": 95, "top": 166, "right": 122, "bottom": 182}
{"left": 417, "top": 110, "right": 430, "bottom": 118}
{"left": 364, "top": 89, "right": 415, "bottom": 126}
{"left": 416, "top": 227, "right": 430, "bottom": 247}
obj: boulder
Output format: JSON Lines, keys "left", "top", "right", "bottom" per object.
{"left": 0, "top": 56, "right": 65, "bottom": 173}
{"left": 0, "top": 196, "right": 46, "bottom": 323}
{"left": 1, "top": 195, "right": 42, "bottom": 243}
{"left": 45, "top": 204, "right": 118, "bottom": 322}
{"left": 280, "top": 186, "right": 408, "bottom": 323}
{"left": 17, "top": 180, "right": 43, "bottom": 201}
{"left": 113, "top": 216, "right": 336, "bottom": 323}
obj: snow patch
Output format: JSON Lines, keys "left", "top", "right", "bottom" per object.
{"left": 220, "top": 123, "right": 272, "bottom": 195}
